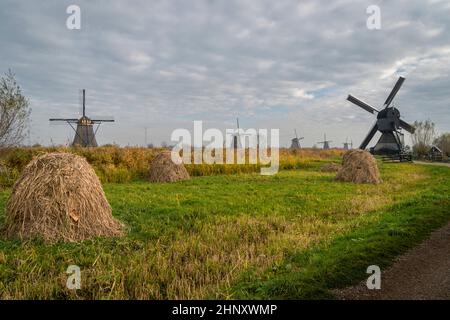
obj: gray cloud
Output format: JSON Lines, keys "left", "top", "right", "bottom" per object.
{"left": 0, "top": 0, "right": 449, "bottom": 147}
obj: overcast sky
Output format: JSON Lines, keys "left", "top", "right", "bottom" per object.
{"left": 1, "top": 0, "right": 449, "bottom": 147}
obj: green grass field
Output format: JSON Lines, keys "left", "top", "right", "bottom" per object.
{"left": 0, "top": 161, "right": 449, "bottom": 299}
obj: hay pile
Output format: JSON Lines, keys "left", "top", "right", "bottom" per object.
{"left": 321, "top": 162, "right": 342, "bottom": 173}
{"left": 149, "top": 151, "right": 190, "bottom": 183}
{"left": 2, "top": 153, "right": 124, "bottom": 242}
{"left": 336, "top": 150, "right": 381, "bottom": 184}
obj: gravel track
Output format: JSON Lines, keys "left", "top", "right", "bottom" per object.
{"left": 335, "top": 222, "right": 450, "bottom": 300}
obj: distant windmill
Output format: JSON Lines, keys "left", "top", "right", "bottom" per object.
{"left": 290, "top": 130, "right": 304, "bottom": 149}
{"left": 232, "top": 118, "right": 241, "bottom": 149}
{"left": 342, "top": 138, "right": 353, "bottom": 150}
{"left": 231, "top": 118, "right": 256, "bottom": 149}
{"left": 317, "top": 133, "right": 332, "bottom": 150}
{"left": 49, "top": 90, "right": 114, "bottom": 147}
{"left": 231, "top": 118, "right": 244, "bottom": 149}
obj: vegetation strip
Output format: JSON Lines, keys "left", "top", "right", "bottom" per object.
{"left": 1, "top": 162, "right": 448, "bottom": 299}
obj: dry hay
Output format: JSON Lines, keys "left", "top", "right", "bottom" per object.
{"left": 2, "top": 152, "right": 124, "bottom": 242}
{"left": 336, "top": 149, "right": 381, "bottom": 184}
{"left": 149, "top": 151, "right": 190, "bottom": 183}
{"left": 321, "top": 162, "right": 342, "bottom": 173}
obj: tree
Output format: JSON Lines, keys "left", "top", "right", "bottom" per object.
{"left": 411, "top": 120, "right": 435, "bottom": 158}
{"left": 434, "top": 133, "right": 450, "bottom": 157}
{"left": 0, "top": 70, "right": 30, "bottom": 147}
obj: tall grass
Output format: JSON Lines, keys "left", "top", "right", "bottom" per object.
{"left": 0, "top": 146, "right": 345, "bottom": 186}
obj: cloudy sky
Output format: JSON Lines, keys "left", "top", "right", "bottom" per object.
{"left": 1, "top": 0, "right": 449, "bottom": 147}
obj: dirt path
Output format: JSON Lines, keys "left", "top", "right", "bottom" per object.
{"left": 334, "top": 222, "right": 450, "bottom": 300}
{"left": 414, "top": 161, "right": 450, "bottom": 168}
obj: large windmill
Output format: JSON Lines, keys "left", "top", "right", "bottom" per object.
{"left": 347, "top": 76, "right": 415, "bottom": 156}
{"left": 317, "top": 133, "right": 332, "bottom": 150}
{"left": 290, "top": 130, "right": 304, "bottom": 149}
{"left": 50, "top": 90, "right": 114, "bottom": 147}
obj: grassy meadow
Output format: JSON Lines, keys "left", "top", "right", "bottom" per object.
{"left": 0, "top": 148, "right": 449, "bottom": 299}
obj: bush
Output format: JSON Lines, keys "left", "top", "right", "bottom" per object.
{"left": 434, "top": 133, "right": 450, "bottom": 157}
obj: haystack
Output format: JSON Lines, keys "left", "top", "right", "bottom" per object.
{"left": 336, "top": 150, "right": 381, "bottom": 184}
{"left": 2, "top": 153, "right": 124, "bottom": 242}
{"left": 321, "top": 162, "right": 342, "bottom": 173}
{"left": 148, "top": 151, "right": 190, "bottom": 183}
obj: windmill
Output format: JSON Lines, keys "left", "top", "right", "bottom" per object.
{"left": 343, "top": 138, "right": 353, "bottom": 150}
{"left": 317, "top": 133, "right": 332, "bottom": 150}
{"left": 290, "top": 130, "right": 304, "bottom": 149}
{"left": 49, "top": 90, "right": 114, "bottom": 147}
{"left": 231, "top": 118, "right": 241, "bottom": 149}
{"left": 347, "top": 76, "right": 415, "bottom": 156}
{"left": 229, "top": 118, "right": 259, "bottom": 150}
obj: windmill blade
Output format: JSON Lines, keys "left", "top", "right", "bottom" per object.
{"left": 399, "top": 119, "right": 415, "bottom": 134}
{"left": 360, "top": 122, "right": 379, "bottom": 150}
{"left": 49, "top": 118, "right": 79, "bottom": 123}
{"left": 82, "top": 89, "right": 86, "bottom": 117}
{"left": 91, "top": 119, "right": 115, "bottom": 123}
{"left": 78, "top": 89, "right": 87, "bottom": 117}
{"left": 236, "top": 117, "right": 241, "bottom": 138}
{"left": 384, "top": 76, "right": 405, "bottom": 108}
{"left": 347, "top": 95, "right": 379, "bottom": 114}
